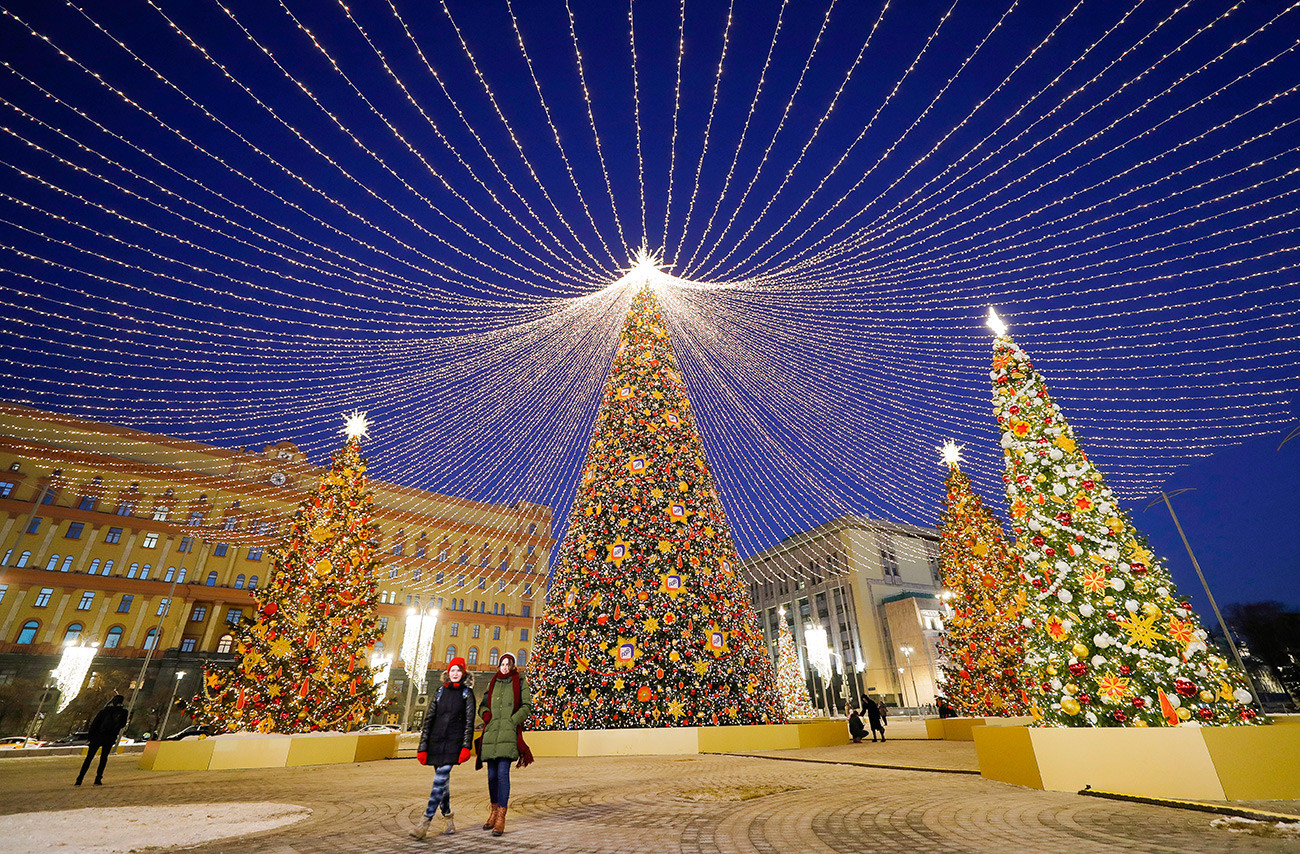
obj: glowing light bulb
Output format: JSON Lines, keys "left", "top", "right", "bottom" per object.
{"left": 938, "top": 440, "right": 964, "bottom": 468}
{"left": 986, "top": 307, "right": 1008, "bottom": 337}
{"left": 342, "top": 411, "right": 370, "bottom": 440}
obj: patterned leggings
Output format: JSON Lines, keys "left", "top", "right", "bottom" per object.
{"left": 424, "top": 764, "right": 453, "bottom": 818}
{"left": 487, "top": 758, "right": 512, "bottom": 808}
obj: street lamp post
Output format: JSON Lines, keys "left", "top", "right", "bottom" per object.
{"left": 26, "top": 670, "right": 58, "bottom": 740}
{"left": 900, "top": 645, "right": 921, "bottom": 720}
{"left": 1146, "top": 490, "right": 1264, "bottom": 712}
{"left": 160, "top": 671, "right": 186, "bottom": 740}
{"left": 401, "top": 606, "right": 438, "bottom": 731}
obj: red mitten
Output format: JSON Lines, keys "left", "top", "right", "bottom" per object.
{"left": 417, "top": 751, "right": 428, "bottom": 766}
{"left": 458, "top": 747, "right": 472, "bottom": 765}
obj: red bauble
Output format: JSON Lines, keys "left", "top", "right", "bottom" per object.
{"left": 264, "top": 602, "right": 279, "bottom": 616}
{"left": 1119, "top": 665, "right": 1131, "bottom": 676}
{"left": 1197, "top": 706, "right": 1214, "bottom": 720}
{"left": 1174, "top": 677, "right": 1197, "bottom": 697}
{"left": 1112, "top": 711, "right": 1127, "bottom": 722}
{"left": 1068, "top": 662, "right": 1088, "bottom": 677}
{"left": 1077, "top": 693, "right": 1092, "bottom": 705}
{"left": 1131, "top": 697, "right": 1146, "bottom": 709}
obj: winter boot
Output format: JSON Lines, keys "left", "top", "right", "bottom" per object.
{"left": 440, "top": 813, "right": 456, "bottom": 835}
{"left": 409, "top": 816, "right": 432, "bottom": 840}
{"left": 483, "top": 803, "right": 499, "bottom": 830}
{"left": 492, "top": 805, "right": 507, "bottom": 837}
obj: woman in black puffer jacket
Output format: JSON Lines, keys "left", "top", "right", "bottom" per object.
{"left": 410, "top": 657, "right": 475, "bottom": 840}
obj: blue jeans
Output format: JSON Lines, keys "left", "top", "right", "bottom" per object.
{"left": 487, "top": 758, "right": 512, "bottom": 807}
{"left": 424, "top": 764, "right": 453, "bottom": 818}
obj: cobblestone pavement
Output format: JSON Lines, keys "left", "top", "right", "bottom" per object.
{"left": 2, "top": 750, "right": 1297, "bottom": 853}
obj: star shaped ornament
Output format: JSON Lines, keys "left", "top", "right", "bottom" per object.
{"left": 342, "top": 411, "right": 370, "bottom": 440}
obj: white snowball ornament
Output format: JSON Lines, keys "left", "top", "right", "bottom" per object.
{"left": 1053, "top": 483, "right": 1067, "bottom": 496}
{"left": 1058, "top": 589, "right": 1073, "bottom": 604}
{"left": 1111, "top": 578, "right": 1126, "bottom": 591}
{"left": 1079, "top": 604, "right": 1095, "bottom": 617}
{"left": 1050, "top": 448, "right": 1063, "bottom": 461}
{"left": 1233, "top": 689, "right": 1252, "bottom": 704}
{"left": 1091, "top": 655, "right": 1106, "bottom": 667}
{"left": 1125, "top": 599, "right": 1140, "bottom": 612}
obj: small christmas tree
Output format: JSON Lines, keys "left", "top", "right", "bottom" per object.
{"left": 987, "top": 312, "right": 1259, "bottom": 727}
{"left": 190, "top": 413, "right": 386, "bottom": 733}
{"left": 528, "top": 266, "right": 784, "bottom": 729}
{"left": 934, "top": 441, "right": 1029, "bottom": 717}
{"left": 774, "top": 606, "right": 818, "bottom": 718}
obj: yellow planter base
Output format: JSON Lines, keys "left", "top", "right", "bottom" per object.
{"left": 138, "top": 731, "right": 398, "bottom": 771}
{"left": 526, "top": 720, "right": 847, "bottom": 757}
{"left": 925, "top": 716, "right": 1033, "bottom": 741}
{"left": 973, "top": 724, "right": 1300, "bottom": 801}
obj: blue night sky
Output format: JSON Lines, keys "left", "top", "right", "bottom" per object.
{"left": 0, "top": 0, "right": 1295, "bottom": 610}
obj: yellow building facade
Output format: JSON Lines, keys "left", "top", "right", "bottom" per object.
{"left": 0, "top": 403, "right": 554, "bottom": 713}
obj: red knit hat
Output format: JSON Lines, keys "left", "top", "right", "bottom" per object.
{"left": 447, "top": 656, "right": 467, "bottom": 672}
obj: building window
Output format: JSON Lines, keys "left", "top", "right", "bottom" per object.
{"left": 0, "top": 584, "right": 5, "bottom": 604}
{"left": 116, "top": 501, "right": 134, "bottom": 516}
{"left": 517, "top": 649, "right": 527, "bottom": 666}
{"left": 16, "top": 551, "right": 30, "bottom": 567}
{"left": 413, "top": 567, "right": 422, "bottom": 582}
{"left": 163, "top": 567, "right": 177, "bottom": 583}
{"left": 140, "top": 564, "right": 152, "bottom": 580}
{"left": 76, "top": 591, "right": 94, "bottom": 611}
{"left": 78, "top": 496, "right": 96, "bottom": 511}
{"left": 527, "top": 544, "right": 535, "bottom": 555}
{"left": 64, "top": 522, "right": 84, "bottom": 539}
{"left": 457, "top": 575, "right": 465, "bottom": 587}
{"left": 472, "top": 625, "right": 481, "bottom": 639}
{"left": 519, "top": 628, "right": 528, "bottom": 641}
{"left": 378, "top": 617, "right": 388, "bottom": 633}
{"left": 492, "top": 626, "right": 501, "bottom": 640}
{"left": 104, "top": 626, "right": 123, "bottom": 649}
{"left": 467, "top": 647, "right": 478, "bottom": 665}
{"left": 15, "top": 620, "right": 39, "bottom": 644}
{"left": 435, "top": 570, "right": 444, "bottom": 583}
{"left": 34, "top": 587, "right": 54, "bottom": 607}
{"left": 191, "top": 605, "right": 207, "bottom": 622}
{"left": 224, "top": 516, "right": 238, "bottom": 530}
{"left": 498, "top": 580, "right": 506, "bottom": 592}
{"left": 247, "top": 547, "right": 263, "bottom": 561}
{"left": 178, "top": 537, "right": 193, "bottom": 553}
{"left": 153, "top": 508, "right": 169, "bottom": 522}
{"left": 117, "top": 594, "right": 133, "bottom": 614}
{"left": 156, "top": 598, "right": 171, "bottom": 617}
{"left": 0, "top": 481, "right": 14, "bottom": 497}
{"left": 180, "top": 637, "right": 197, "bottom": 652}
{"left": 206, "top": 571, "right": 218, "bottom": 586}
{"left": 489, "top": 648, "right": 499, "bottom": 666}
{"left": 88, "top": 560, "right": 101, "bottom": 576}
{"left": 60, "top": 556, "right": 73, "bottom": 572}
{"left": 226, "top": 608, "right": 243, "bottom": 625}
{"left": 26, "top": 518, "right": 42, "bottom": 534}
{"left": 103, "top": 527, "right": 122, "bottom": 544}
{"left": 477, "top": 577, "right": 486, "bottom": 590}
{"left": 449, "top": 624, "right": 459, "bottom": 637}
{"left": 217, "top": 634, "right": 234, "bottom": 653}
{"left": 143, "top": 628, "right": 158, "bottom": 650}
{"left": 127, "top": 563, "right": 139, "bottom": 579}
{"left": 102, "top": 560, "right": 114, "bottom": 576}
{"left": 248, "top": 575, "right": 258, "bottom": 589}
{"left": 45, "top": 555, "right": 60, "bottom": 571}
{"left": 213, "top": 543, "right": 228, "bottom": 557}
{"left": 187, "top": 511, "right": 204, "bottom": 526}
{"left": 235, "top": 574, "right": 245, "bottom": 589}
{"left": 881, "top": 546, "right": 900, "bottom": 581}
{"left": 393, "top": 542, "right": 404, "bottom": 556}
{"left": 62, "top": 623, "right": 83, "bottom": 644}
{"left": 415, "top": 545, "right": 426, "bottom": 558}
{"left": 141, "top": 532, "right": 159, "bottom": 549}
{"left": 445, "top": 645, "right": 457, "bottom": 662}
{"left": 527, "top": 523, "right": 537, "bottom": 534}
{"left": 521, "top": 605, "right": 530, "bottom": 618}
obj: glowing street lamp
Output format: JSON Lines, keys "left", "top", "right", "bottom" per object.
{"left": 52, "top": 640, "right": 98, "bottom": 713}
{"left": 900, "top": 645, "right": 921, "bottom": 720}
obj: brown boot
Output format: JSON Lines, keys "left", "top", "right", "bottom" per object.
{"left": 482, "top": 804, "right": 498, "bottom": 831}
{"left": 492, "top": 805, "right": 507, "bottom": 837}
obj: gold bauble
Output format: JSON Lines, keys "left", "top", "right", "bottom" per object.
{"left": 1045, "top": 665, "right": 1058, "bottom": 676}
{"left": 1103, "top": 596, "right": 1115, "bottom": 606}
{"left": 1198, "top": 690, "right": 1215, "bottom": 703}
{"left": 1064, "top": 683, "right": 1079, "bottom": 695}
{"left": 1060, "top": 697, "right": 1081, "bottom": 716}
{"left": 1176, "top": 707, "right": 1191, "bottom": 720}
{"left": 1071, "top": 643, "right": 1089, "bottom": 659}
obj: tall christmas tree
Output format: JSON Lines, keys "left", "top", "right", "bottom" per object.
{"left": 774, "top": 606, "right": 818, "bottom": 718}
{"left": 987, "top": 313, "right": 1259, "bottom": 727}
{"left": 934, "top": 441, "right": 1029, "bottom": 717}
{"left": 529, "top": 273, "right": 784, "bottom": 729}
{"left": 190, "top": 413, "right": 386, "bottom": 733}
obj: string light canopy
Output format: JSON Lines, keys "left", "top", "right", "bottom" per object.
{"left": 0, "top": 0, "right": 1295, "bottom": 601}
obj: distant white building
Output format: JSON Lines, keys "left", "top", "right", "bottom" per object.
{"left": 741, "top": 516, "right": 946, "bottom": 713}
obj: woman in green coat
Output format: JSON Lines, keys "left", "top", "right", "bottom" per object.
{"left": 477, "top": 652, "right": 532, "bottom": 836}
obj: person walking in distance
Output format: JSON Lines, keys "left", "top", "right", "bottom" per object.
{"left": 410, "top": 657, "right": 475, "bottom": 839}
{"left": 75, "top": 695, "right": 128, "bottom": 786}
{"left": 477, "top": 652, "right": 533, "bottom": 837}
{"left": 865, "top": 696, "right": 887, "bottom": 743}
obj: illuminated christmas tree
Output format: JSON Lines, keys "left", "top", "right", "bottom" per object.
{"left": 934, "top": 441, "right": 1029, "bottom": 717}
{"left": 529, "top": 268, "right": 784, "bottom": 729}
{"left": 774, "top": 606, "right": 817, "bottom": 718}
{"left": 190, "top": 413, "right": 385, "bottom": 733}
{"left": 987, "top": 312, "right": 1259, "bottom": 727}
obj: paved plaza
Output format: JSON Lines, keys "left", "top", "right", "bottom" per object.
{"left": 2, "top": 739, "right": 1298, "bottom": 854}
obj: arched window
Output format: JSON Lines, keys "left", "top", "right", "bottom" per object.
{"left": 467, "top": 647, "right": 478, "bottom": 665}
{"left": 103, "top": 559, "right": 114, "bottom": 576}
{"left": 489, "top": 648, "right": 500, "bottom": 666}
{"left": 163, "top": 567, "right": 176, "bottom": 583}
{"left": 140, "top": 564, "right": 151, "bottom": 580}
{"left": 206, "top": 571, "right": 218, "bottom": 586}
{"left": 104, "top": 626, "right": 124, "bottom": 649}
{"left": 445, "top": 645, "right": 457, "bottom": 662}
{"left": 177, "top": 567, "right": 187, "bottom": 583}
{"left": 517, "top": 649, "right": 527, "bottom": 666}
{"left": 143, "top": 628, "right": 158, "bottom": 650}
{"left": 248, "top": 575, "right": 258, "bottom": 589}
{"left": 63, "top": 623, "right": 83, "bottom": 644}
{"left": 16, "top": 551, "right": 30, "bottom": 567}
{"left": 60, "top": 556, "right": 74, "bottom": 572}
{"left": 15, "top": 620, "right": 39, "bottom": 644}
{"left": 127, "top": 563, "right": 139, "bottom": 579}
{"left": 235, "top": 574, "right": 246, "bottom": 589}
{"left": 216, "top": 634, "right": 234, "bottom": 654}
{"left": 88, "top": 559, "right": 101, "bottom": 575}
{"left": 45, "top": 555, "right": 60, "bottom": 571}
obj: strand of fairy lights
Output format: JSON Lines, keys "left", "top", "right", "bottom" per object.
{"left": 660, "top": 0, "right": 688, "bottom": 253}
